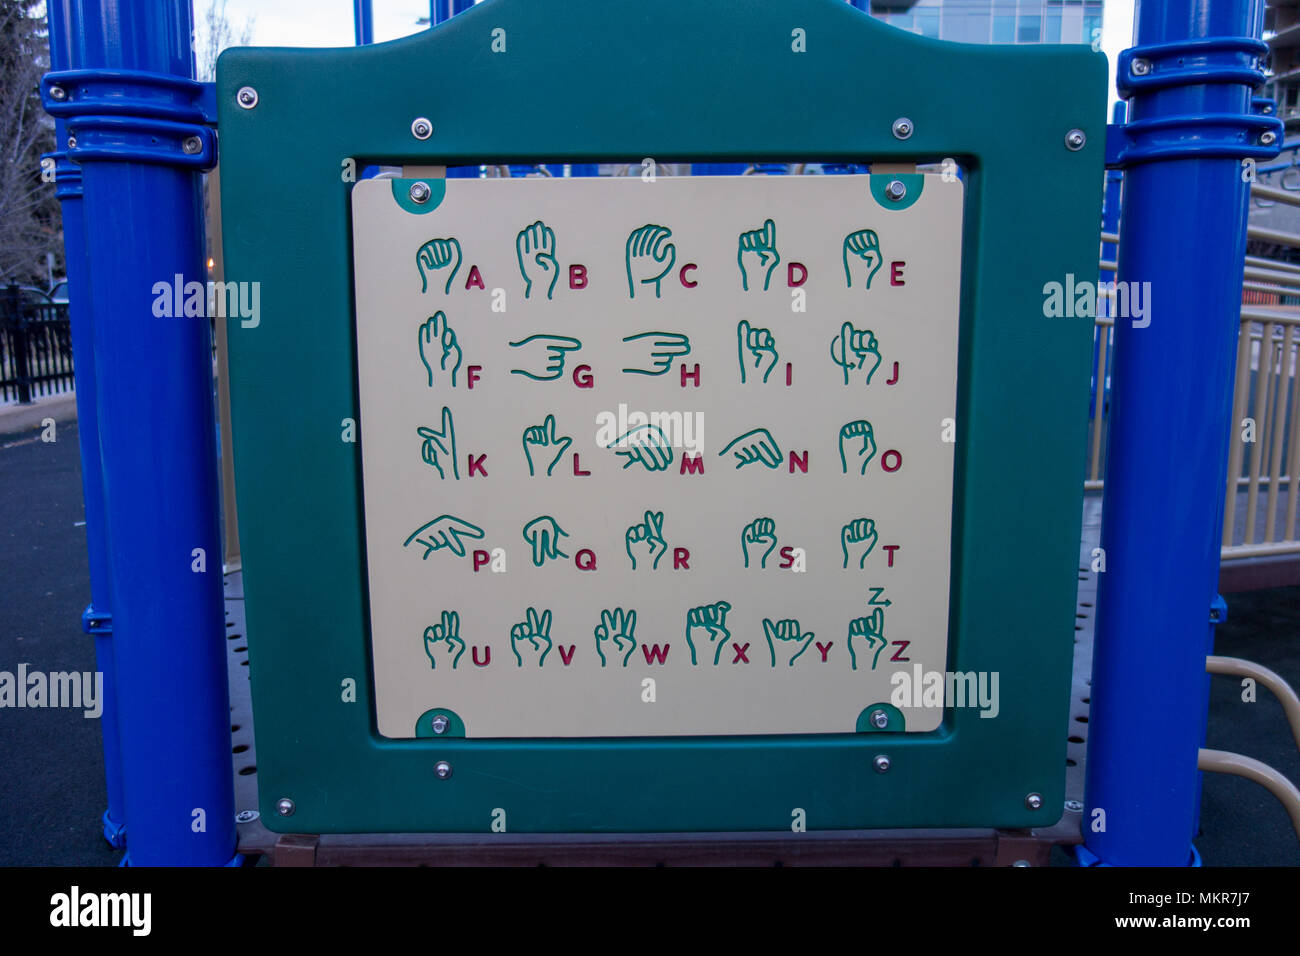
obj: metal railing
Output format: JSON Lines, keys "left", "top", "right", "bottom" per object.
{"left": 0, "top": 283, "right": 74, "bottom": 404}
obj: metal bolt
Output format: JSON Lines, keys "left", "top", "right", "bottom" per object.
{"left": 66, "top": 136, "right": 76, "bottom": 149}
{"left": 1065, "top": 129, "right": 1086, "bottom": 151}
{"left": 892, "top": 117, "right": 913, "bottom": 140}
{"left": 412, "top": 117, "right": 433, "bottom": 140}
{"left": 275, "top": 797, "right": 295, "bottom": 816}
{"left": 1262, "top": 130, "right": 1277, "bottom": 146}
{"left": 1025, "top": 792, "right": 1044, "bottom": 810}
{"left": 1012, "top": 860, "right": 1031, "bottom": 867}
{"left": 883, "top": 180, "right": 907, "bottom": 202}
{"left": 237, "top": 86, "right": 258, "bottom": 109}
{"left": 49, "top": 86, "right": 67, "bottom": 101}
{"left": 869, "top": 708, "right": 890, "bottom": 729}
{"left": 1064, "top": 800, "right": 1083, "bottom": 812}
{"left": 430, "top": 713, "right": 449, "bottom": 734}
{"left": 434, "top": 759, "right": 453, "bottom": 780}
{"left": 409, "top": 181, "right": 432, "bottom": 204}
{"left": 1131, "top": 58, "right": 1151, "bottom": 76}
{"left": 873, "top": 754, "right": 891, "bottom": 773}
{"left": 235, "top": 809, "right": 260, "bottom": 823}
{"left": 182, "top": 136, "right": 203, "bottom": 155}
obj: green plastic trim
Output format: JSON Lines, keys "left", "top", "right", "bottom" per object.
{"left": 415, "top": 708, "right": 467, "bottom": 738}
{"left": 869, "top": 172, "right": 925, "bottom": 211}
{"left": 218, "top": 0, "right": 1104, "bottom": 834}
{"left": 856, "top": 703, "right": 907, "bottom": 733}
{"left": 391, "top": 177, "right": 446, "bottom": 214}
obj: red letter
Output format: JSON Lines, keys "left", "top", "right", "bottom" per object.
{"left": 472, "top": 549, "right": 490, "bottom": 572}
{"left": 679, "top": 264, "right": 698, "bottom": 288}
{"left": 890, "top": 640, "right": 910, "bottom": 662}
{"left": 467, "top": 454, "right": 487, "bottom": 477}
{"left": 673, "top": 547, "right": 690, "bottom": 570}
{"left": 573, "top": 454, "right": 590, "bottom": 476}
{"left": 883, "top": 545, "right": 900, "bottom": 567}
{"left": 467, "top": 365, "right": 482, "bottom": 389}
{"left": 680, "top": 454, "right": 704, "bottom": 475}
{"left": 785, "top": 363, "right": 792, "bottom": 386}
{"left": 778, "top": 546, "right": 795, "bottom": 569}
{"left": 881, "top": 450, "right": 902, "bottom": 473}
{"left": 465, "top": 265, "right": 485, "bottom": 291}
{"left": 815, "top": 641, "right": 833, "bottom": 662}
{"left": 557, "top": 644, "right": 576, "bottom": 665}
{"left": 680, "top": 363, "right": 700, "bottom": 387}
{"left": 787, "top": 262, "right": 807, "bottom": 287}
{"left": 788, "top": 450, "right": 808, "bottom": 474}
{"left": 472, "top": 645, "right": 491, "bottom": 666}
{"left": 890, "top": 261, "right": 905, "bottom": 286}
{"left": 569, "top": 264, "right": 587, "bottom": 289}
{"left": 885, "top": 362, "right": 898, "bottom": 386}
{"left": 573, "top": 365, "right": 594, "bottom": 388}
{"left": 574, "top": 548, "right": 597, "bottom": 570}
{"left": 641, "top": 644, "right": 670, "bottom": 665}
{"left": 731, "top": 643, "right": 750, "bottom": 664}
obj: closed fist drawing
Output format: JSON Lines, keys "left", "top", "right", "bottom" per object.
{"left": 626, "top": 224, "right": 676, "bottom": 298}
{"left": 838, "top": 419, "right": 877, "bottom": 475}
{"left": 741, "top": 517, "right": 777, "bottom": 569}
{"left": 686, "top": 601, "right": 732, "bottom": 666}
{"left": 841, "top": 518, "right": 879, "bottom": 569}
{"left": 842, "top": 228, "right": 882, "bottom": 290}
{"left": 416, "top": 237, "right": 462, "bottom": 294}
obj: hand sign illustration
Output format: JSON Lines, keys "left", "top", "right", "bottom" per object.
{"left": 737, "top": 218, "right": 780, "bottom": 291}
{"left": 847, "top": 608, "right": 888, "bottom": 671}
{"left": 842, "top": 229, "right": 882, "bottom": 289}
{"left": 613, "top": 424, "right": 674, "bottom": 472}
{"left": 741, "top": 517, "right": 778, "bottom": 568}
{"left": 522, "top": 414, "right": 572, "bottom": 476}
{"left": 686, "top": 601, "right": 732, "bottom": 666}
{"left": 625, "top": 510, "right": 668, "bottom": 570}
{"left": 839, "top": 419, "right": 877, "bottom": 475}
{"left": 416, "top": 406, "right": 458, "bottom": 479}
{"left": 522, "top": 515, "right": 569, "bottom": 567}
{"left": 404, "top": 515, "right": 485, "bottom": 559}
{"left": 841, "top": 518, "right": 879, "bottom": 569}
{"left": 418, "top": 312, "right": 463, "bottom": 387}
{"left": 424, "top": 611, "right": 465, "bottom": 669}
{"left": 416, "top": 237, "right": 462, "bottom": 294}
{"left": 763, "top": 618, "right": 815, "bottom": 667}
{"left": 594, "top": 608, "right": 638, "bottom": 667}
{"left": 720, "top": 427, "right": 782, "bottom": 469}
{"left": 510, "top": 607, "right": 553, "bottom": 666}
{"left": 509, "top": 334, "right": 582, "bottom": 381}
{"left": 737, "top": 320, "right": 778, "bottom": 384}
{"left": 516, "top": 220, "right": 558, "bottom": 300}
{"left": 830, "top": 321, "right": 882, "bottom": 385}
{"left": 622, "top": 331, "right": 691, "bottom": 376}
{"left": 625, "top": 224, "right": 676, "bottom": 298}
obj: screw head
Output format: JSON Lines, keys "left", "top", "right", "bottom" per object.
{"left": 237, "top": 86, "right": 258, "bottom": 109}
{"left": 235, "top": 809, "right": 260, "bottom": 823}
{"left": 66, "top": 136, "right": 76, "bottom": 149}
{"left": 1131, "top": 58, "right": 1152, "bottom": 76}
{"left": 1065, "top": 129, "right": 1086, "bottom": 151}
{"left": 1262, "top": 130, "right": 1278, "bottom": 146}
{"left": 275, "top": 798, "right": 295, "bottom": 816}
{"left": 1064, "top": 800, "right": 1083, "bottom": 812}
{"left": 883, "top": 180, "right": 907, "bottom": 202}
{"left": 412, "top": 117, "right": 433, "bottom": 140}
{"left": 1025, "top": 792, "right": 1044, "bottom": 810}
{"left": 869, "top": 708, "right": 890, "bottom": 729}
{"left": 409, "top": 181, "right": 432, "bottom": 204}
{"left": 182, "top": 136, "right": 203, "bottom": 155}
{"left": 49, "top": 86, "right": 67, "bottom": 101}
{"left": 873, "top": 754, "right": 891, "bottom": 773}
{"left": 892, "top": 117, "right": 913, "bottom": 140}
{"left": 434, "top": 760, "right": 453, "bottom": 780}
{"left": 430, "top": 713, "right": 449, "bottom": 734}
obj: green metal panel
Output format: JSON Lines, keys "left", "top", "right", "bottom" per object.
{"left": 217, "top": 0, "right": 1104, "bottom": 833}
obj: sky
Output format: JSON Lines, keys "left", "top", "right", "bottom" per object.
{"left": 210, "top": 0, "right": 1136, "bottom": 109}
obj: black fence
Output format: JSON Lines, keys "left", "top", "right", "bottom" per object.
{"left": 1, "top": 283, "right": 74, "bottom": 404}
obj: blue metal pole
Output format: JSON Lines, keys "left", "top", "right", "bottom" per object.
{"left": 42, "top": 0, "right": 235, "bottom": 866}
{"left": 42, "top": 4, "right": 127, "bottom": 849}
{"left": 1084, "top": 0, "right": 1275, "bottom": 866}
{"left": 354, "top": 0, "right": 374, "bottom": 45}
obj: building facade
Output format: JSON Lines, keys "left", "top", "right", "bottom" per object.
{"left": 866, "top": 0, "right": 1104, "bottom": 46}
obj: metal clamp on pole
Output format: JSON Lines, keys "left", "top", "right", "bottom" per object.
{"left": 80, "top": 604, "right": 112, "bottom": 637}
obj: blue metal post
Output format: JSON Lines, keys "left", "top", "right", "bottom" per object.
{"left": 354, "top": 0, "right": 374, "bottom": 45}
{"left": 42, "top": 0, "right": 235, "bottom": 866}
{"left": 1084, "top": 0, "right": 1277, "bottom": 866}
{"left": 43, "top": 3, "right": 126, "bottom": 848}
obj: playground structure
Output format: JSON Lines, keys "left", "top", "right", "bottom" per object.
{"left": 34, "top": 0, "right": 1300, "bottom": 866}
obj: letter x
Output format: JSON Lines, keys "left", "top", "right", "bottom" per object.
{"left": 732, "top": 642, "right": 750, "bottom": 664}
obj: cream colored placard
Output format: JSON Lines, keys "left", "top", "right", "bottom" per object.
{"left": 351, "top": 173, "right": 962, "bottom": 738}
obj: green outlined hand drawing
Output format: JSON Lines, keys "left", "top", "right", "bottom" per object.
{"left": 424, "top": 611, "right": 465, "bottom": 669}
{"left": 625, "top": 510, "right": 668, "bottom": 570}
{"left": 841, "top": 517, "right": 879, "bottom": 569}
{"left": 720, "top": 427, "right": 782, "bottom": 469}
{"left": 625, "top": 224, "right": 676, "bottom": 298}
{"left": 763, "top": 618, "right": 815, "bottom": 667}
{"left": 839, "top": 419, "right": 877, "bottom": 475}
{"left": 417, "top": 237, "right": 462, "bottom": 295}
{"left": 741, "top": 517, "right": 778, "bottom": 569}
{"left": 738, "top": 218, "right": 780, "bottom": 291}
{"left": 686, "top": 601, "right": 732, "bottom": 666}
{"left": 416, "top": 406, "right": 458, "bottom": 480}
{"left": 516, "top": 221, "right": 559, "bottom": 300}
{"left": 842, "top": 229, "right": 882, "bottom": 289}
{"left": 621, "top": 331, "right": 691, "bottom": 375}
{"left": 737, "top": 319, "right": 778, "bottom": 384}
{"left": 522, "top": 414, "right": 572, "bottom": 476}
{"left": 613, "top": 424, "right": 674, "bottom": 472}
{"left": 848, "top": 608, "right": 888, "bottom": 671}
{"left": 418, "top": 312, "right": 463, "bottom": 387}
{"left": 404, "top": 515, "right": 485, "bottom": 559}
{"left": 522, "top": 515, "right": 569, "bottom": 567}
{"left": 508, "top": 334, "right": 582, "bottom": 381}
{"left": 830, "top": 321, "right": 882, "bottom": 386}
{"left": 510, "top": 607, "right": 553, "bottom": 666}
{"left": 594, "top": 608, "right": 638, "bottom": 667}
